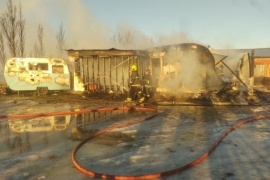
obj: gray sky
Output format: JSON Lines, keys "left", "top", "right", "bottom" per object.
{"left": 1, "top": 0, "right": 270, "bottom": 57}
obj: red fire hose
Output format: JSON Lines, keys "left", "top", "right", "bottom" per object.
{"left": 71, "top": 108, "right": 270, "bottom": 180}
{"left": 1, "top": 107, "right": 269, "bottom": 179}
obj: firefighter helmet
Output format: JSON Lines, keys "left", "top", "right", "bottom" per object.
{"left": 131, "top": 64, "right": 137, "bottom": 71}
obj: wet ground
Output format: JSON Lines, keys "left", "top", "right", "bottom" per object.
{"left": 0, "top": 90, "right": 270, "bottom": 180}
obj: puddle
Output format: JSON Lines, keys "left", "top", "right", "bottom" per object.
{"left": 0, "top": 108, "right": 150, "bottom": 163}
{"left": 0, "top": 115, "right": 73, "bottom": 161}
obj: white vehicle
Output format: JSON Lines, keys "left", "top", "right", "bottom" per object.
{"left": 4, "top": 58, "right": 70, "bottom": 94}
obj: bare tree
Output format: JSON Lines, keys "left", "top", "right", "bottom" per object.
{"left": 33, "top": 42, "right": 38, "bottom": 57}
{"left": 124, "top": 29, "right": 133, "bottom": 46}
{"left": 0, "top": 0, "right": 18, "bottom": 57}
{"left": 56, "top": 23, "right": 65, "bottom": 57}
{"left": 112, "top": 30, "right": 133, "bottom": 48}
{"left": 112, "top": 32, "right": 123, "bottom": 46}
{"left": 17, "top": 3, "right": 25, "bottom": 57}
{"left": 33, "top": 24, "right": 44, "bottom": 57}
{"left": 37, "top": 24, "right": 44, "bottom": 56}
{"left": 0, "top": 32, "right": 6, "bottom": 67}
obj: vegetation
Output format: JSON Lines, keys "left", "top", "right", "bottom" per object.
{"left": 0, "top": 0, "right": 66, "bottom": 69}
{"left": 56, "top": 23, "right": 65, "bottom": 57}
{"left": 0, "top": 0, "right": 25, "bottom": 66}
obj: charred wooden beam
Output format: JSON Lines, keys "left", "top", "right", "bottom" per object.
{"left": 67, "top": 49, "right": 148, "bottom": 58}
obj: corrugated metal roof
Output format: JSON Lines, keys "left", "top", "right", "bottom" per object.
{"left": 253, "top": 48, "right": 270, "bottom": 57}
{"left": 66, "top": 48, "right": 148, "bottom": 57}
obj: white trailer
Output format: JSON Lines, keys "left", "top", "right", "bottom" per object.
{"left": 4, "top": 58, "right": 70, "bottom": 94}
{"left": 9, "top": 115, "right": 72, "bottom": 133}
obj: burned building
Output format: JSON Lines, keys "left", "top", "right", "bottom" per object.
{"left": 210, "top": 47, "right": 270, "bottom": 91}
{"left": 67, "top": 43, "right": 227, "bottom": 101}
{"left": 66, "top": 42, "right": 270, "bottom": 105}
{"left": 67, "top": 48, "right": 150, "bottom": 93}
{"left": 210, "top": 48, "right": 253, "bottom": 95}
{"left": 148, "top": 43, "right": 226, "bottom": 95}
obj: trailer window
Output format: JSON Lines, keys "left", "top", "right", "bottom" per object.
{"left": 52, "top": 65, "right": 64, "bottom": 73}
{"left": 37, "top": 63, "right": 49, "bottom": 70}
{"left": 28, "top": 63, "right": 48, "bottom": 71}
{"left": 54, "top": 116, "right": 65, "bottom": 124}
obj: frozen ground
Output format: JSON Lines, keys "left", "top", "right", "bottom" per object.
{"left": 0, "top": 89, "right": 270, "bottom": 180}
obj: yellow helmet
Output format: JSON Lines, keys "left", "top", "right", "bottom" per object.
{"left": 131, "top": 64, "right": 137, "bottom": 71}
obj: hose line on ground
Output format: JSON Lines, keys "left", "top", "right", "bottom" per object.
{"left": 1, "top": 107, "right": 269, "bottom": 179}
{"left": 71, "top": 108, "right": 270, "bottom": 180}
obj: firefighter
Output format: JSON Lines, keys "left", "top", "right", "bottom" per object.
{"left": 140, "top": 68, "right": 152, "bottom": 102}
{"left": 126, "top": 64, "right": 142, "bottom": 102}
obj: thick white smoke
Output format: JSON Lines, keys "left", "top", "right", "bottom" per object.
{"left": 159, "top": 46, "right": 224, "bottom": 95}
{"left": 0, "top": 0, "right": 194, "bottom": 83}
